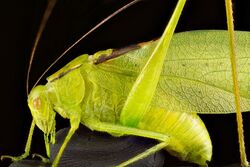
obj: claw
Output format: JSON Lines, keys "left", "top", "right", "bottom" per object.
{"left": 32, "top": 153, "right": 50, "bottom": 163}
{"left": 1, "top": 154, "right": 28, "bottom": 162}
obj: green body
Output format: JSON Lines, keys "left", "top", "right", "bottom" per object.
{"left": 2, "top": 0, "right": 249, "bottom": 166}
{"left": 30, "top": 30, "right": 249, "bottom": 164}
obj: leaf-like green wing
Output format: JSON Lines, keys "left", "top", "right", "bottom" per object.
{"left": 91, "top": 30, "right": 250, "bottom": 114}
{"left": 158, "top": 30, "right": 250, "bottom": 114}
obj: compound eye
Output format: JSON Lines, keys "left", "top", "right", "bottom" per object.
{"left": 33, "top": 97, "right": 42, "bottom": 110}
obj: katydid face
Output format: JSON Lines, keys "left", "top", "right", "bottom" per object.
{"left": 28, "top": 85, "right": 56, "bottom": 136}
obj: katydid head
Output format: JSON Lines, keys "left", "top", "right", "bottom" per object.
{"left": 28, "top": 85, "right": 56, "bottom": 144}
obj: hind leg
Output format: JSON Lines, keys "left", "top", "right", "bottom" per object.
{"left": 116, "top": 142, "right": 168, "bottom": 167}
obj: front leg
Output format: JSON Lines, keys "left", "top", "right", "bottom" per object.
{"left": 1, "top": 120, "right": 35, "bottom": 162}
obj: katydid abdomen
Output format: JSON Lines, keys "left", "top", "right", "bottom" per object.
{"left": 29, "top": 30, "right": 250, "bottom": 165}
{"left": 138, "top": 108, "right": 211, "bottom": 164}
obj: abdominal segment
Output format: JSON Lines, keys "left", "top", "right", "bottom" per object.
{"left": 136, "top": 107, "right": 212, "bottom": 165}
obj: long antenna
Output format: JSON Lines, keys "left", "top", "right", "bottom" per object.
{"left": 27, "top": 0, "right": 142, "bottom": 94}
{"left": 26, "top": 0, "right": 58, "bottom": 95}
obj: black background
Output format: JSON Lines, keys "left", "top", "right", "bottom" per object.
{"left": 1, "top": 0, "right": 250, "bottom": 166}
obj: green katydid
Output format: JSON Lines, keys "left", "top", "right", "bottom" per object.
{"left": 1, "top": 0, "right": 250, "bottom": 166}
